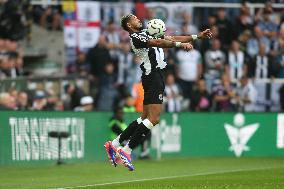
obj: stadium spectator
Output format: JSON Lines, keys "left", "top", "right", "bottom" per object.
{"left": 0, "top": 39, "right": 25, "bottom": 78}
{"left": 64, "top": 83, "right": 85, "bottom": 110}
{"left": 204, "top": 38, "right": 226, "bottom": 82}
{"left": 17, "top": 91, "right": 28, "bottom": 110}
{"left": 212, "top": 74, "right": 235, "bottom": 112}
{"left": 247, "top": 26, "right": 270, "bottom": 58}
{"left": 238, "top": 30, "right": 251, "bottom": 53}
{"left": 0, "top": 92, "right": 17, "bottom": 110}
{"left": 31, "top": 90, "right": 48, "bottom": 111}
{"left": 0, "top": 0, "right": 30, "bottom": 40}
{"left": 248, "top": 43, "right": 272, "bottom": 78}
{"left": 33, "top": 5, "right": 62, "bottom": 30}
{"left": 6, "top": 55, "right": 18, "bottom": 78}
{"left": 176, "top": 48, "right": 202, "bottom": 99}
{"left": 257, "top": 8, "right": 278, "bottom": 40}
{"left": 237, "top": 76, "right": 258, "bottom": 112}
{"left": 0, "top": 57, "right": 9, "bottom": 79}
{"left": 200, "top": 25, "right": 220, "bottom": 54}
{"left": 191, "top": 79, "right": 211, "bottom": 112}
{"left": 122, "top": 96, "right": 136, "bottom": 113}
{"left": 199, "top": 15, "right": 218, "bottom": 53}
{"left": 181, "top": 12, "right": 199, "bottom": 35}
{"left": 279, "top": 84, "right": 284, "bottom": 111}
{"left": 281, "top": 14, "right": 284, "bottom": 29}
{"left": 104, "top": 20, "right": 121, "bottom": 61}
{"left": 216, "top": 8, "right": 233, "bottom": 49}
{"left": 163, "top": 48, "right": 176, "bottom": 74}
{"left": 54, "top": 101, "right": 64, "bottom": 111}
{"left": 15, "top": 54, "right": 24, "bottom": 76}
{"left": 87, "top": 35, "right": 111, "bottom": 78}
{"left": 117, "top": 42, "right": 134, "bottom": 89}
{"left": 108, "top": 107, "right": 128, "bottom": 141}
{"left": 1, "top": 1, "right": 284, "bottom": 113}
{"left": 123, "top": 55, "right": 142, "bottom": 93}
{"left": 200, "top": 14, "right": 216, "bottom": 32}
{"left": 9, "top": 88, "right": 18, "bottom": 99}
{"left": 226, "top": 40, "right": 247, "bottom": 81}
{"left": 234, "top": 2, "right": 253, "bottom": 37}
{"left": 164, "top": 73, "right": 183, "bottom": 113}
{"left": 0, "top": 55, "right": 16, "bottom": 78}
{"left": 45, "top": 90, "right": 62, "bottom": 111}
{"left": 96, "top": 63, "right": 119, "bottom": 111}
{"left": 132, "top": 81, "right": 144, "bottom": 113}
{"left": 67, "top": 52, "right": 89, "bottom": 76}
{"left": 74, "top": 96, "right": 94, "bottom": 112}
{"left": 273, "top": 44, "right": 284, "bottom": 78}
{"left": 275, "top": 28, "right": 284, "bottom": 53}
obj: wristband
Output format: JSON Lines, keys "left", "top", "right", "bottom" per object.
{"left": 191, "top": 35, "right": 198, "bottom": 40}
{"left": 175, "top": 42, "right": 182, "bottom": 47}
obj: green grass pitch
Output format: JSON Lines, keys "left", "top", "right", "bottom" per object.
{"left": 0, "top": 157, "right": 284, "bottom": 189}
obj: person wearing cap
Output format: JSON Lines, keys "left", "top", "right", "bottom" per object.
{"left": 74, "top": 96, "right": 94, "bottom": 112}
{"left": 32, "top": 90, "right": 48, "bottom": 111}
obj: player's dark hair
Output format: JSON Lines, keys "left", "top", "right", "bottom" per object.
{"left": 120, "top": 14, "right": 134, "bottom": 31}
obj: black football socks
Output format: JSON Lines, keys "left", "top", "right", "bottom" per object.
{"left": 118, "top": 117, "right": 142, "bottom": 143}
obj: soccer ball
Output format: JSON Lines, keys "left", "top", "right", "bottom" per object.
{"left": 146, "top": 19, "right": 166, "bottom": 38}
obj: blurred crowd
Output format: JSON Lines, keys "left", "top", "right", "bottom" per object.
{"left": 0, "top": 39, "right": 25, "bottom": 79}
{"left": 0, "top": 0, "right": 62, "bottom": 40}
{"left": 0, "top": 0, "right": 63, "bottom": 79}
{"left": 1, "top": 1, "right": 284, "bottom": 112}
{"left": 65, "top": 2, "right": 284, "bottom": 113}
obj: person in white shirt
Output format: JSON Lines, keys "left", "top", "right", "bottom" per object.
{"left": 176, "top": 48, "right": 202, "bottom": 99}
{"left": 164, "top": 73, "right": 183, "bottom": 113}
{"left": 205, "top": 38, "right": 226, "bottom": 79}
{"left": 238, "top": 76, "right": 258, "bottom": 112}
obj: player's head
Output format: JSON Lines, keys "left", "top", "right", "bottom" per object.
{"left": 120, "top": 14, "right": 143, "bottom": 33}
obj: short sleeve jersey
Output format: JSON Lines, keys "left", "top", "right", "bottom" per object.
{"left": 129, "top": 30, "right": 166, "bottom": 75}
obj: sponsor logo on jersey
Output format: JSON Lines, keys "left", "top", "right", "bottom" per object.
{"left": 159, "top": 94, "right": 163, "bottom": 101}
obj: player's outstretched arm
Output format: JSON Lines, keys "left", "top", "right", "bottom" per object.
{"left": 147, "top": 38, "right": 193, "bottom": 51}
{"left": 164, "top": 29, "right": 213, "bottom": 43}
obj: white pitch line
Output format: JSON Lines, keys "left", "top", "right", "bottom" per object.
{"left": 56, "top": 166, "right": 280, "bottom": 189}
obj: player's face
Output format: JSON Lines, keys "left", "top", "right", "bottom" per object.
{"left": 128, "top": 16, "right": 143, "bottom": 31}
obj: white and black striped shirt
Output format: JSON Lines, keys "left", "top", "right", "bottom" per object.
{"left": 255, "top": 55, "right": 268, "bottom": 79}
{"left": 129, "top": 31, "right": 166, "bottom": 75}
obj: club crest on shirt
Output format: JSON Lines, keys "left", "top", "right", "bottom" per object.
{"left": 159, "top": 94, "right": 163, "bottom": 100}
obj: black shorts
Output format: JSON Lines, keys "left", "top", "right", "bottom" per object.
{"left": 142, "top": 70, "right": 165, "bottom": 105}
